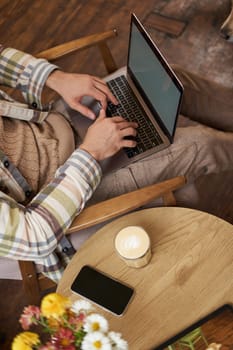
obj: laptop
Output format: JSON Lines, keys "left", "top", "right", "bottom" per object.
{"left": 66, "top": 13, "right": 183, "bottom": 173}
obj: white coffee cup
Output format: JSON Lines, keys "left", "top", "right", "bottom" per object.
{"left": 114, "top": 226, "right": 152, "bottom": 268}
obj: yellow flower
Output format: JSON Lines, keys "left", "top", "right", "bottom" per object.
{"left": 12, "top": 331, "right": 40, "bottom": 350}
{"left": 41, "top": 292, "right": 70, "bottom": 319}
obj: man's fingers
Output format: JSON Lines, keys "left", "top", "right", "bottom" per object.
{"left": 121, "top": 139, "right": 137, "bottom": 148}
{"left": 121, "top": 126, "right": 138, "bottom": 138}
{"left": 98, "top": 108, "right": 106, "bottom": 119}
{"left": 93, "top": 76, "right": 106, "bottom": 85}
{"left": 93, "top": 78, "right": 118, "bottom": 105}
{"left": 118, "top": 121, "right": 138, "bottom": 130}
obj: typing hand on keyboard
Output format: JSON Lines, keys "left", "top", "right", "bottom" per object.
{"left": 106, "top": 76, "right": 163, "bottom": 159}
{"left": 79, "top": 109, "right": 138, "bottom": 161}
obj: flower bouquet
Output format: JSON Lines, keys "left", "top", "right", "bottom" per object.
{"left": 12, "top": 293, "right": 128, "bottom": 350}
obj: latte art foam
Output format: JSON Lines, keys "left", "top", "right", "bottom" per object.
{"left": 115, "top": 226, "right": 150, "bottom": 260}
{"left": 122, "top": 235, "right": 141, "bottom": 250}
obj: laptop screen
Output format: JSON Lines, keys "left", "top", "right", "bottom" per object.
{"left": 127, "top": 14, "right": 183, "bottom": 141}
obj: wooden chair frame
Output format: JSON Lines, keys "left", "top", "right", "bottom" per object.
{"left": 16, "top": 30, "right": 186, "bottom": 305}
{"left": 36, "top": 29, "right": 118, "bottom": 73}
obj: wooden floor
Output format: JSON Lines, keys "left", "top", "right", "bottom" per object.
{"left": 0, "top": 0, "right": 232, "bottom": 349}
{"left": 1, "top": 0, "right": 232, "bottom": 85}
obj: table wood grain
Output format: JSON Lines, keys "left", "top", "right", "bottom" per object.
{"left": 57, "top": 207, "right": 233, "bottom": 350}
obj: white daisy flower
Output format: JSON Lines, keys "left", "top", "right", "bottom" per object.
{"left": 108, "top": 331, "right": 128, "bottom": 350}
{"left": 81, "top": 331, "right": 112, "bottom": 350}
{"left": 83, "top": 313, "right": 109, "bottom": 333}
{"left": 71, "top": 299, "right": 94, "bottom": 314}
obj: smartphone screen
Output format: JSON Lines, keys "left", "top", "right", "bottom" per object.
{"left": 71, "top": 265, "right": 134, "bottom": 316}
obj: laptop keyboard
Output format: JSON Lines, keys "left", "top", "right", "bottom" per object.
{"left": 107, "top": 75, "right": 163, "bottom": 158}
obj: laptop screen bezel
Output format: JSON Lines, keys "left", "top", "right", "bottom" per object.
{"left": 127, "top": 13, "right": 183, "bottom": 143}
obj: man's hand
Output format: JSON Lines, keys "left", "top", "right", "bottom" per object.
{"left": 79, "top": 109, "right": 138, "bottom": 161}
{"left": 46, "top": 70, "right": 118, "bottom": 120}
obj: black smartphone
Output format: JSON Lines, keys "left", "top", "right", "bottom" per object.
{"left": 71, "top": 265, "right": 134, "bottom": 316}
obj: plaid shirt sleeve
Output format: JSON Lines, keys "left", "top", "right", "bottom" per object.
{"left": 0, "top": 45, "right": 58, "bottom": 122}
{"left": 0, "top": 149, "right": 102, "bottom": 282}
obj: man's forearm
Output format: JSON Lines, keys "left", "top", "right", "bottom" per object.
{"left": 0, "top": 149, "right": 102, "bottom": 261}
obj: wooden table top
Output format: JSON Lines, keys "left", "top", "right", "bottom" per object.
{"left": 57, "top": 207, "right": 233, "bottom": 350}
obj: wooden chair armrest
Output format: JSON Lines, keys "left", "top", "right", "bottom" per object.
{"left": 36, "top": 29, "right": 118, "bottom": 73}
{"left": 67, "top": 175, "right": 186, "bottom": 233}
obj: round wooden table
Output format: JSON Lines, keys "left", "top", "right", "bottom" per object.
{"left": 57, "top": 207, "right": 233, "bottom": 350}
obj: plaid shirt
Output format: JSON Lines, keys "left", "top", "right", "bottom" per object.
{"left": 0, "top": 46, "right": 102, "bottom": 282}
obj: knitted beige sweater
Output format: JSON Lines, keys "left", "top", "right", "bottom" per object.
{"left": 0, "top": 116, "right": 59, "bottom": 194}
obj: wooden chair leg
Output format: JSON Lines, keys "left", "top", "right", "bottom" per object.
{"left": 163, "top": 191, "right": 177, "bottom": 206}
{"left": 98, "top": 40, "right": 118, "bottom": 73}
{"left": 18, "top": 260, "right": 41, "bottom": 305}
{"left": 19, "top": 260, "right": 57, "bottom": 305}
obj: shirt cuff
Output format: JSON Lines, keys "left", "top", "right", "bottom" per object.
{"left": 56, "top": 148, "right": 102, "bottom": 192}
{"left": 21, "top": 59, "right": 58, "bottom": 110}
